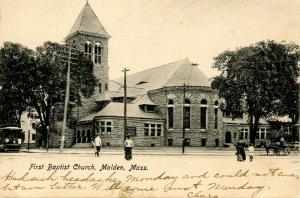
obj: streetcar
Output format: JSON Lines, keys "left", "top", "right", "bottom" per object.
{"left": 0, "top": 126, "right": 24, "bottom": 152}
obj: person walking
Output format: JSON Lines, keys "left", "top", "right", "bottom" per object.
{"left": 236, "top": 140, "right": 246, "bottom": 161}
{"left": 248, "top": 143, "right": 255, "bottom": 162}
{"left": 92, "top": 135, "right": 102, "bottom": 157}
{"left": 124, "top": 136, "right": 133, "bottom": 160}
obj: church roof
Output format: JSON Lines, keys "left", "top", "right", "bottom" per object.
{"left": 66, "top": 2, "right": 110, "bottom": 40}
{"left": 79, "top": 102, "right": 162, "bottom": 122}
{"left": 110, "top": 58, "right": 211, "bottom": 97}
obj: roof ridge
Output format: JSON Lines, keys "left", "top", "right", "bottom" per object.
{"left": 123, "top": 58, "right": 190, "bottom": 77}
{"left": 78, "top": 4, "right": 87, "bottom": 34}
{"left": 163, "top": 58, "right": 192, "bottom": 86}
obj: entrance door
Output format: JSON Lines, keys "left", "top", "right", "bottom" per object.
{"left": 225, "top": 132, "right": 232, "bottom": 143}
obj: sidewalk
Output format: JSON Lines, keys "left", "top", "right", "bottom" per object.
{"left": 21, "top": 146, "right": 275, "bottom": 156}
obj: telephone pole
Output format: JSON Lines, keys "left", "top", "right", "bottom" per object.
{"left": 182, "top": 83, "right": 186, "bottom": 154}
{"left": 59, "top": 46, "right": 71, "bottom": 153}
{"left": 123, "top": 68, "right": 129, "bottom": 140}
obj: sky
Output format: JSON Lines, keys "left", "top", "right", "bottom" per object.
{"left": 1, "top": 0, "right": 300, "bottom": 79}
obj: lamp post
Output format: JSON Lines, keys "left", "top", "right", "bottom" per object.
{"left": 123, "top": 68, "right": 129, "bottom": 140}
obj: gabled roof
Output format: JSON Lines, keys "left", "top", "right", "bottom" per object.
{"left": 66, "top": 2, "right": 110, "bottom": 40}
{"left": 79, "top": 102, "right": 162, "bottom": 122}
{"left": 109, "top": 58, "right": 211, "bottom": 97}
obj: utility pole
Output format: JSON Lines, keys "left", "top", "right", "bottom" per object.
{"left": 123, "top": 68, "right": 129, "bottom": 140}
{"left": 46, "top": 125, "right": 49, "bottom": 152}
{"left": 27, "top": 130, "right": 30, "bottom": 150}
{"left": 182, "top": 83, "right": 186, "bottom": 154}
{"left": 59, "top": 46, "right": 71, "bottom": 153}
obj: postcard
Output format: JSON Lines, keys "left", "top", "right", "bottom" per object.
{"left": 0, "top": 0, "right": 299, "bottom": 197}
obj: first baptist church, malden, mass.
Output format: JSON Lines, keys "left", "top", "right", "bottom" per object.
{"left": 43, "top": 2, "right": 271, "bottom": 148}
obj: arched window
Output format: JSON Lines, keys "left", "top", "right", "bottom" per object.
{"left": 183, "top": 99, "right": 190, "bottom": 129}
{"left": 94, "top": 43, "right": 102, "bottom": 64}
{"left": 200, "top": 99, "right": 207, "bottom": 129}
{"left": 214, "top": 101, "right": 219, "bottom": 129}
{"left": 84, "top": 41, "right": 92, "bottom": 60}
{"left": 167, "top": 99, "right": 174, "bottom": 129}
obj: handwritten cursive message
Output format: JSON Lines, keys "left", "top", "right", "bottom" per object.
{"left": 0, "top": 162, "right": 298, "bottom": 198}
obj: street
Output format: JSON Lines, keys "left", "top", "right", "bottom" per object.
{"left": 0, "top": 150, "right": 299, "bottom": 198}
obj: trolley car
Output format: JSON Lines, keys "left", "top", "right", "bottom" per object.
{"left": 0, "top": 126, "right": 24, "bottom": 152}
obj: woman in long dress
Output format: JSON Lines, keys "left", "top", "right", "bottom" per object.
{"left": 236, "top": 140, "right": 246, "bottom": 161}
{"left": 124, "top": 136, "right": 133, "bottom": 160}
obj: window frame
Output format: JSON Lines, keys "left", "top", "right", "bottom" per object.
{"left": 84, "top": 41, "right": 92, "bottom": 60}
{"left": 200, "top": 99, "right": 208, "bottom": 130}
{"left": 167, "top": 99, "right": 174, "bottom": 129}
{"left": 98, "top": 120, "right": 114, "bottom": 136}
{"left": 144, "top": 123, "right": 163, "bottom": 137}
{"left": 94, "top": 43, "right": 102, "bottom": 64}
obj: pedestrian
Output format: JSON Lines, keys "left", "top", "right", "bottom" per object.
{"left": 248, "top": 143, "right": 255, "bottom": 162}
{"left": 124, "top": 136, "right": 133, "bottom": 160}
{"left": 280, "top": 136, "right": 285, "bottom": 147}
{"left": 92, "top": 135, "right": 102, "bottom": 157}
{"left": 236, "top": 140, "right": 246, "bottom": 161}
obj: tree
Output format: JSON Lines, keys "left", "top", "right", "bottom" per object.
{"left": 0, "top": 42, "right": 36, "bottom": 125}
{"left": 211, "top": 40, "right": 300, "bottom": 144}
{"left": 31, "top": 41, "right": 96, "bottom": 146}
{"left": 0, "top": 41, "right": 96, "bottom": 146}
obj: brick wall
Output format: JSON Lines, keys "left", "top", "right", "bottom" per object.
{"left": 76, "top": 116, "right": 165, "bottom": 147}
{"left": 66, "top": 33, "right": 109, "bottom": 119}
{"left": 148, "top": 86, "right": 224, "bottom": 146}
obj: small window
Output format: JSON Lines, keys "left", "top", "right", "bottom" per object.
{"left": 201, "top": 138, "right": 207, "bottom": 146}
{"left": 185, "top": 138, "right": 190, "bottom": 146}
{"left": 184, "top": 99, "right": 191, "bottom": 104}
{"left": 215, "top": 138, "right": 219, "bottom": 147}
{"left": 245, "top": 132, "right": 248, "bottom": 139}
{"left": 144, "top": 124, "right": 149, "bottom": 136}
{"left": 94, "top": 43, "right": 102, "bottom": 64}
{"left": 168, "top": 139, "right": 173, "bottom": 146}
{"left": 136, "top": 81, "right": 148, "bottom": 85}
{"left": 32, "top": 134, "right": 36, "bottom": 141}
{"left": 105, "top": 83, "right": 108, "bottom": 91}
{"left": 151, "top": 124, "right": 155, "bottom": 136}
{"left": 146, "top": 105, "right": 155, "bottom": 112}
{"left": 168, "top": 99, "right": 174, "bottom": 105}
{"left": 157, "top": 124, "right": 162, "bottom": 136}
{"left": 84, "top": 41, "right": 92, "bottom": 60}
{"left": 256, "top": 132, "right": 259, "bottom": 139}
{"left": 201, "top": 99, "right": 207, "bottom": 105}
{"left": 261, "top": 132, "right": 265, "bottom": 139}
{"left": 99, "top": 83, "right": 102, "bottom": 93}
{"left": 168, "top": 99, "right": 174, "bottom": 129}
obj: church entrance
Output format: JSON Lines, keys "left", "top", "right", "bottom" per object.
{"left": 225, "top": 132, "right": 232, "bottom": 143}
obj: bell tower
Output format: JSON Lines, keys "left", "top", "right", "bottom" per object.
{"left": 65, "top": 2, "right": 111, "bottom": 118}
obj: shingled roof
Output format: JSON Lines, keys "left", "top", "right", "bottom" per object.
{"left": 66, "top": 2, "right": 110, "bottom": 40}
{"left": 79, "top": 102, "right": 162, "bottom": 122}
{"left": 110, "top": 58, "right": 211, "bottom": 97}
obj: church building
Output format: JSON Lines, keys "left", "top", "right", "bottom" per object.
{"left": 48, "top": 2, "right": 273, "bottom": 148}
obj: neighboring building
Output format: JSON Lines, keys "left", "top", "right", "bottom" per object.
{"left": 222, "top": 111, "right": 270, "bottom": 145}
{"left": 20, "top": 108, "right": 39, "bottom": 146}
